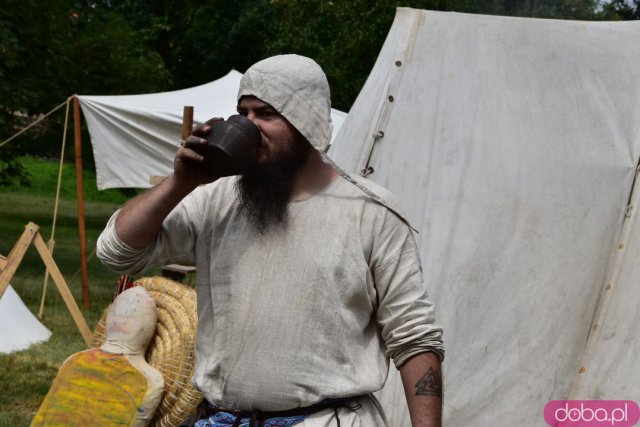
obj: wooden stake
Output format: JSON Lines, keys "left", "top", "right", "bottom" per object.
{"left": 182, "top": 106, "right": 194, "bottom": 141}
{"left": 0, "top": 222, "right": 92, "bottom": 345}
{"left": 73, "top": 96, "right": 90, "bottom": 308}
{"left": 37, "top": 239, "right": 55, "bottom": 319}
{"left": 33, "top": 231, "right": 92, "bottom": 345}
{"left": 0, "top": 223, "right": 38, "bottom": 299}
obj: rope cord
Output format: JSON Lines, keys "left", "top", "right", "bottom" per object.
{"left": 39, "top": 244, "right": 95, "bottom": 318}
{"left": 50, "top": 98, "right": 71, "bottom": 241}
{"left": 320, "top": 152, "right": 418, "bottom": 233}
{"left": 0, "top": 97, "right": 73, "bottom": 148}
{"left": 38, "top": 97, "right": 72, "bottom": 318}
{"left": 66, "top": 246, "right": 97, "bottom": 286}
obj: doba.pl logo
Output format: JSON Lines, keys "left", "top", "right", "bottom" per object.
{"left": 544, "top": 400, "right": 640, "bottom": 426}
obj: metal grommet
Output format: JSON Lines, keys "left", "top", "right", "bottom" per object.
{"left": 361, "top": 166, "right": 375, "bottom": 177}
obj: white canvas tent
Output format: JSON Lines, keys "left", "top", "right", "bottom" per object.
{"left": 77, "top": 70, "right": 347, "bottom": 190}
{"left": 329, "top": 8, "right": 640, "bottom": 426}
{"left": 0, "top": 285, "right": 51, "bottom": 353}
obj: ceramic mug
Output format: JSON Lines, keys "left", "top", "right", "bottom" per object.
{"left": 199, "top": 115, "right": 261, "bottom": 176}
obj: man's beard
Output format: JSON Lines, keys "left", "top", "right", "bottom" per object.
{"left": 235, "top": 136, "right": 311, "bottom": 234}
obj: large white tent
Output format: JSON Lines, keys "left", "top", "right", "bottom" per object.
{"left": 77, "top": 70, "right": 347, "bottom": 190}
{"left": 329, "top": 8, "right": 640, "bottom": 426}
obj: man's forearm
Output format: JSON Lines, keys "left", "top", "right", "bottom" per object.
{"left": 399, "top": 351, "right": 443, "bottom": 427}
{"left": 115, "top": 174, "right": 197, "bottom": 249}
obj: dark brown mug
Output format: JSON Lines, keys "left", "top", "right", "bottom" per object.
{"left": 198, "top": 115, "right": 261, "bottom": 176}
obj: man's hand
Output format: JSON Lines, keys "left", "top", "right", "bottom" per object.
{"left": 399, "top": 352, "right": 443, "bottom": 427}
{"left": 176, "top": 117, "right": 223, "bottom": 188}
{"left": 114, "top": 117, "right": 224, "bottom": 249}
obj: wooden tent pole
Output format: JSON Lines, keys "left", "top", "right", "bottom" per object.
{"left": 73, "top": 96, "right": 90, "bottom": 308}
{"left": 182, "top": 106, "right": 194, "bottom": 140}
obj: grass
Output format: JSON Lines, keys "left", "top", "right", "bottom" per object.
{"left": 0, "top": 156, "right": 159, "bottom": 425}
{"left": 8, "top": 155, "right": 132, "bottom": 204}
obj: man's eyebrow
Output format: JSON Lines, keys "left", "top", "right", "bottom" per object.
{"left": 237, "top": 105, "right": 278, "bottom": 114}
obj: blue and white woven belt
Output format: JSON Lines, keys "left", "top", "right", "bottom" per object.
{"left": 194, "top": 411, "right": 304, "bottom": 427}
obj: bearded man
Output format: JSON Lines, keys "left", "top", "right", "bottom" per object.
{"left": 97, "top": 54, "right": 444, "bottom": 427}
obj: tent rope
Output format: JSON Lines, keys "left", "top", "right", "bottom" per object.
{"left": 0, "top": 97, "right": 73, "bottom": 148}
{"left": 50, "top": 98, "right": 72, "bottom": 244}
{"left": 66, "top": 246, "right": 97, "bottom": 287}
{"left": 320, "top": 152, "right": 418, "bottom": 233}
{"left": 38, "top": 97, "right": 72, "bottom": 318}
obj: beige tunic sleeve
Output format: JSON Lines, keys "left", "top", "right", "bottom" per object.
{"left": 369, "top": 201, "right": 445, "bottom": 367}
{"left": 97, "top": 184, "right": 209, "bottom": 275}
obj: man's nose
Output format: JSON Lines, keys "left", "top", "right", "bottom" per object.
{"left": 246, "top": 112, "right": 263, "bottom": 134}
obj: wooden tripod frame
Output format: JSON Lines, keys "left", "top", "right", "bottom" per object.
{"left": 0, "top": 222, "right": 92, "bottom": 346}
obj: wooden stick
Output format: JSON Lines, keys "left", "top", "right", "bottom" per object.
{"left": 182, "top": 106, "right": 194, "bottom": 141}
{"left": 0, "top": 223, "right": 38, "bottom": 299}
{"left": 0, "top": 222, "right": 92, "bottom": 345}
{"left": 148, "top": 175, "right": 168, "bottom": 186}
{"left": 37, "top": 239, "right": 55, "bottom": 319}
{"left": 73, "top": 96, "right": 90, "bottom": 308}
{"left": 33, "top": 231, "right": 92, "bottom": 345}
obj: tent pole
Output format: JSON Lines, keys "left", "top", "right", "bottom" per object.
{"left": 182, "top": 106, "right": 194, "bottom": 140}
{"left": 73, "top": 96, "right": 90, "bottom": 308}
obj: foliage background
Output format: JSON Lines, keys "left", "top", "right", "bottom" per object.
{"left": 1, "top": 0, "right": 638, "bottom": 186}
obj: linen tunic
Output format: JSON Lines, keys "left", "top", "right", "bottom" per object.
{"left": 97, "top": 174, "right": 444, "bottom": 416}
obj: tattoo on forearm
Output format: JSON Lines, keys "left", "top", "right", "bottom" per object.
{"left": 414, "top": 367, "right": 443, "bottom": 397}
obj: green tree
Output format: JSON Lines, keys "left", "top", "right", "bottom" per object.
{"left": 264, "top": 0, "right": 468, "bottom": 111}
{"left": 598, "top": 0, "right": 640, "bottom": 20}
{"left": 0, "top": 0, "right": 170, "bottom": 185}
{"left": 163, "top": 0, "right": 279, "bottom": 89}
{"left": 103, "top": 0, "right": 280, "bottom": 89}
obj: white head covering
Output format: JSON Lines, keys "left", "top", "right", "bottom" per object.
{"left": 239, "top": 54, "right": 416, "bottom": 231}
{"left": 238, "top": 54, "right": 333, "bottom": 152}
